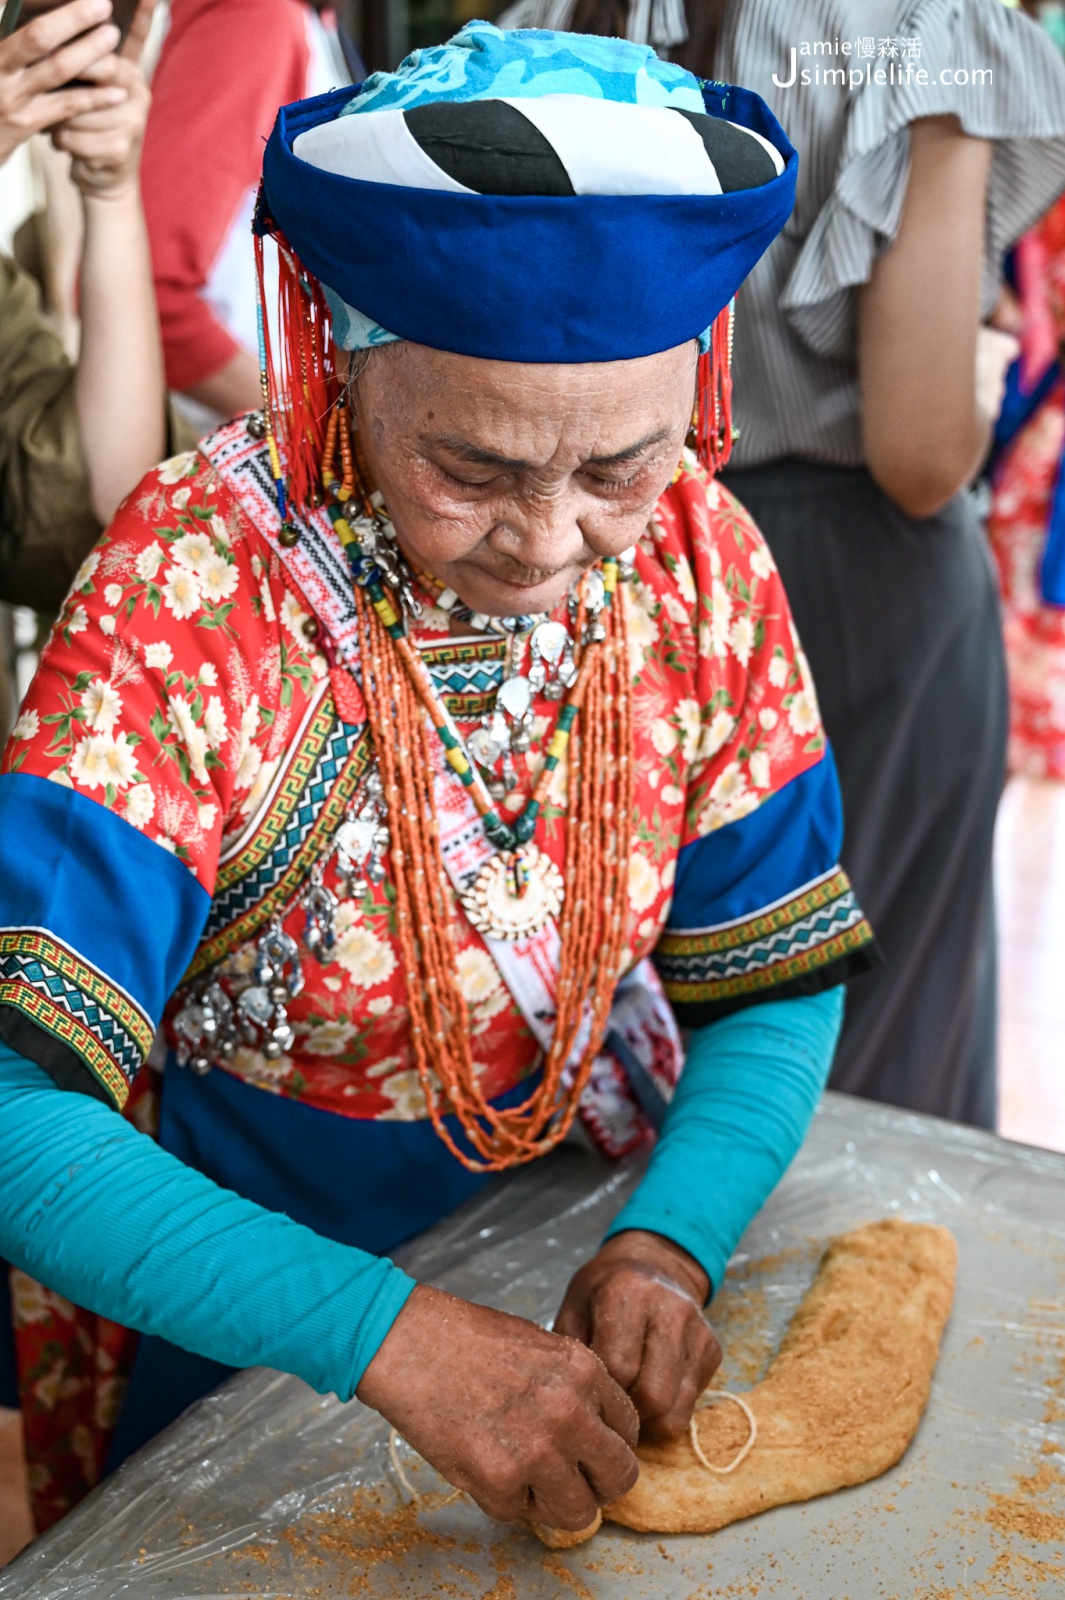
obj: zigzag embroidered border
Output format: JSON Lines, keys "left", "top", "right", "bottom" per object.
{"left": 215, "top": 695, "right": 344, "bottom": 895}
{"left": 655, "top": 870, "right": 874, "bottom": 1003}
{"left": 418, "top": 639, "right": 506, "bottom": 716}
{"left": 186, "top": 699, "right": 372, "bottom": 979}
{"left": 0, "top": 929, "right": 152, "bottom": 1107}
{"left": 204, "top": 422, "right": 362, "bottom": 664}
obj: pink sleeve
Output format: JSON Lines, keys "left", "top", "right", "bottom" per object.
{"left": 140, "top": 0, "right": 311, "bottom": 391}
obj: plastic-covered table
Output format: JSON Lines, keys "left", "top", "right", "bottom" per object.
{"left": 3, "top": 1091, "right": 1064, "bottom": 1599}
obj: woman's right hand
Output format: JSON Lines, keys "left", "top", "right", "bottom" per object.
{"left": 0, "top": 0, "right": 129, "bottom": 167}
{"left": 53, "top": 38, "right": 150, "bottom": 201}
{"left": 357, "top": 1283, "right": 641, "bottom": 1530}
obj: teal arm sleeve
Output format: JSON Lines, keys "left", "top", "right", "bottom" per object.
{"left": 0, "top": 1044, "right": 415, "bottom": 1398}
{"left": 605, "top": 987, "right": 844, "bottom": 1295}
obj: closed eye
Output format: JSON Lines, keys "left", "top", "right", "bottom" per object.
{"left": 438, "top": 465, "right": 503, "bottom": 490}
{"left": 583, "top": 467, "right": 648, "bottom": 494}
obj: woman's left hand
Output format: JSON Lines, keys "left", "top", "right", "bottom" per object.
{"left": 554, "top": 1230, "right": 721, "bottom": 1442}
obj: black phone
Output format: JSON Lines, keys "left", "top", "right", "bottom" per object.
{"left": 0, "top": 0, "right": 139, "bottom": 47}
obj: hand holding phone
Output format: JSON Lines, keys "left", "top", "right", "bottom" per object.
{"left": 0, "top": 0, "right": 139, "bottom": 45}
{"left": 0, "top": 0, "right": 132, "bottom": 166}
{"left": 53, "top": 18, "right": 153, "bottom": 203}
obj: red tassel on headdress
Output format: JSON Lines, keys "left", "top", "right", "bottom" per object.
{"left": 695, "top": 301, "right": 735, "bottom": 478}
{"left": 254, "top": 217, "right": 343, "bottom": 520}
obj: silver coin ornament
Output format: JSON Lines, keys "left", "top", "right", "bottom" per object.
{"left": 238, "top": 918, "right": 304, "bottom": 1059}
{"left": 529, "top": 620, "right": 574, "bottom": 698}
{"left": 173, "top": 980, "right": 237, "bottom": 1076}
{"left": 468, "top": 722, "right": 506, "bottom": 769}
{"left": 336, "top": 815, "right": 377, "bottom": 865}
{"left": 335, "top": 768, "right": 389, "bottom": 897}
{"left": 236, "top": 983, "right": 274, "bottom": 1030}
{"left": 497, "top": 676, "right": 533, "bottom": 718}
{"left": 531, "top": 620, "right": 568, "bottom": 664}
{"left": 302, "top": 862, "right": 338, "bottom": 962}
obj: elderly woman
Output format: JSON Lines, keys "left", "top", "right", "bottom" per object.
{"left": 0, "top": 24, "right": 874, "bottom": 1534}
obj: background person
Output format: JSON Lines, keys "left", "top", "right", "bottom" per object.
{"left": 526, "top": 0, "right": 1065, "bottom": 1127}
{"left": 140, "top": 0, "right": 355, "bottom": 432}
{"left": 987, "top": 198, "right": 1065, "bottom": 782}
{"left": 0, "top": 0, "right": 178, "bottom": 726}
{"left": 0, "top": 0, "right": 176, "bottom": 1488}
{"left": 986, "top": 0, "right": 1065, "bottom": 783}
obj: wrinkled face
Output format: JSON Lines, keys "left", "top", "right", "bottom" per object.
{"left": 348, "top": 340, "right": 697, "bottom": 616}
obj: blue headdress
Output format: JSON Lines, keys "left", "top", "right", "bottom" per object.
{"left": 253, "top": 22, "right": 796, "bottom": 513}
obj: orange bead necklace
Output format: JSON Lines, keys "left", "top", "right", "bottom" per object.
{"left": 323, "top": 418, "right": 635, "bottom": 1172}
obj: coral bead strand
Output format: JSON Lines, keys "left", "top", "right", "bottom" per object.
{"left": 350, "top": 571, "right": 633, "bottom": 1171}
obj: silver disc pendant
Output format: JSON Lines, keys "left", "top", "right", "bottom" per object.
{"left": 468, "top": 721, "right": 506, "bottom": 768}
{"left": 530, "top": 620, "right": 568, "bottom": 666}
{"left": 497, "top": 676, "right": 533, "bottom": 719}
{"left": 460, "top": 844, "right": 564, "bottom": 942}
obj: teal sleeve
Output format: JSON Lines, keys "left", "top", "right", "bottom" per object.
{"left": 605, "top": 987, "right": 844, "bottom": 1295}
{"left": 0, "top": 1043, "right": 415, "bottom": 1398}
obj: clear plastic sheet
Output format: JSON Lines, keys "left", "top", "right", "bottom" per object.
{"left": 3, "top": 1091, "right": 1065, "bottom": 1599}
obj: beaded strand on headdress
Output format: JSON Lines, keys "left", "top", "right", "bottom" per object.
{"left": 255, "top": 295, "right": 289, "bottom": 531}
{"left": 695, "top": 301, "right": 736, "bottom": 476}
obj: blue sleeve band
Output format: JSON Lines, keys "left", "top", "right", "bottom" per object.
{"left": 605, "top": 987, "right": 844, "bottom": 1295}
{"left": 669, "top": 755, "right": 844, "bottom": 932}
{"left": 0, "top": 1042, "right": 416, "bottom": 1398}
{"left": 655, "top": 755, "right": 877, "bottom": 1026}
{"left": 0, "top": 774, "right": 211, "bottom": 1106}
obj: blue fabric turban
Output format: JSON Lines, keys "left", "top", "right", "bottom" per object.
{"left": 259, "top": 21, "right": 797, "bottom": 363}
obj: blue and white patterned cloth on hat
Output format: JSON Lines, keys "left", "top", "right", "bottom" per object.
{"left": 261, "top": 21, "right": 795, "bottom": 363}
{"left": 320, "top": 23, "right": 720, "bottom": 349}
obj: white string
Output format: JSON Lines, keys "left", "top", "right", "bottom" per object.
{"left": 389, "top": 1428, "right": 463, "bottom": 1507}
{"left": 392, "top": 1389, "right": 756, "bottom": 1515}
{"left": 688, "top": 1391, "right": 758, "bottom": 1475}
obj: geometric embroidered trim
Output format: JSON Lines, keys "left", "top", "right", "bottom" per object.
{"left": 654, "top": 870, "right": 875, "bottom": 1003}
{"left": 657, "top": 868, "right": 853, "bottom": 956}
{"left": 0, "top": 928, "right": 153, "bottom": 1107}
{"left": 215, "top": 694, "right": 349, "bottom": 896}
{"left": 185, "top": 694, "right": 372, "bottom": 979}
{"left": 418, "top": 639, "right": 506, "bottom": 718}
{"left": 418, "top": 637, "right": 505, "bottom": 673}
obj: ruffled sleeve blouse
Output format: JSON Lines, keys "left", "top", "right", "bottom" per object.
{"left": 719, "top": 0, "right": 1065, "bottom": 467}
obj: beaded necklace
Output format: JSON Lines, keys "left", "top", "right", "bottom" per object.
{"left": 313, "top": 403, "right": 635, "bottom": 1169}
{"left": 319, "top": 403, "right": 619, "bottom": 912}
{"left": 425, "top": 577, "right": 547, "bottom": 639}
{"left": 247, "top": 231, "right": 732, "bottom": 1168}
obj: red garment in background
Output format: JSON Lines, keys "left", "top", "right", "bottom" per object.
{"left": 988, "top": 194, "right": 1065, "bottom": 780}
{"left": 140, "top": 0, "right": 313, "bottom": 392}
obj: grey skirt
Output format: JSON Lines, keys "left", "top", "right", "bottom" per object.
{"left": 721, "top": 460, "right": 1008, "bottom": 1129}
